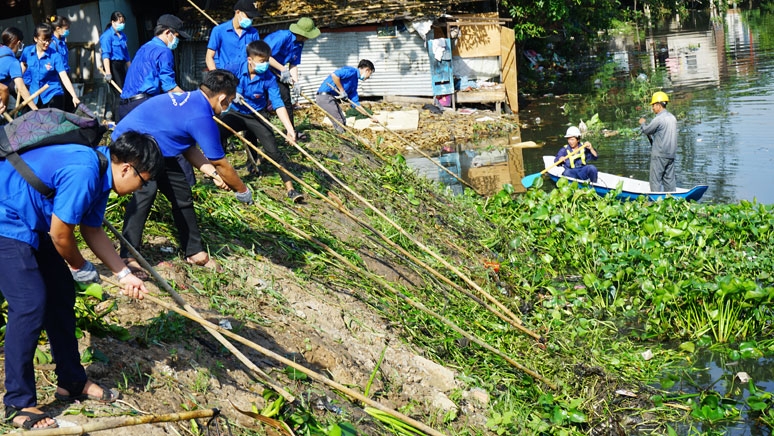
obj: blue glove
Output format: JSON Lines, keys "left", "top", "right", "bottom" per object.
{"left": 235, "top": 188, "right": 253, "bottom": 205}
{"left": 71, "top": 260, "right": 100, "bottom": 284}
{"left": 280, "top": 69, "right": 292, "bottom": 84}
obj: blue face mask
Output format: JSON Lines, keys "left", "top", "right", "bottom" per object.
{"left": 358, "top": 71, "right": 366, "bottom": 81}
{"left": 114, "top": 22, "right": 125, "bottom": 32}
{"left": 62, "top": 29, "right": 70, "bottom": 38}
{"left": 167, "top": 35, "right": 179, "bottom": 50}
{"left": 253, "top": 61, "right": 269, "bottom": 74}
{"left": 239, "top": 17, "right": 252, "bottom": 29}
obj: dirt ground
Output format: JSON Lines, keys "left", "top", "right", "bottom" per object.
{"left": 0, "top": 103, "right": 514, "bottom": 435}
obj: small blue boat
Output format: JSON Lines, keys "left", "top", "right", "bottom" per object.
{"left": 542, "top": 156, "right": 709, "bottom": 201}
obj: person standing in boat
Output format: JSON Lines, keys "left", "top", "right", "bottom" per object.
{"left": 639, "top": 91, "right": 677, "bottom": 192}
{"left": 554, "top": 126, "right": 598, "bottom": 183}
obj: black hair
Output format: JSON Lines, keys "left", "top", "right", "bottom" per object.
{"left": 154, "top": 24, "right": 173, "bottom": 37}
{"left": 246, "top": 40, "right": 270, "bottom": 59}
{"left": 110, "top": 131, "right": 165, "bottom": 179}
{"left": 33, "top": 23, "right": 54, "bottom": 41}
{"left": 49, "top": 15, "right": 70, "bottom": 29}
{"left": 1, "top": 27, "right": 23, "bottom": 47}
{"left": 105, "top": 11, "right": 126, "bottom": 30}
{"left": 200, "top": 69, "right": 238, "bottom": 98}
{"left": 358, "top": 59, "right": 375, "bottom": 72}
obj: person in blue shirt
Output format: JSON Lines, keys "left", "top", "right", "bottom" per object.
{"left": 20, "top": 23, "right": 80, "bottom": 111}
{"left": 205, "top": 0, "right": 260, "bottom": 72}
{"left": 0, "top": 27, "right": 38, "bottom": 112}
{"left": 220, "top": 40, "right": 302, "bottom": 202}
{"left": 117, "top": 14, "right": 189, "bottom": 121}
{"left": 315, "top": 60, "right": 374, "bottom": 133}
{"left": 554, "top": 126, "right": 598, "bottom": 183}
{"left": 114, "top": 69, "right": 252, "bottom": 274}
{"left": 0, "top": 131, "right": 163, "bottom": 430}
{"left": 265, "top": 17, "right": 320, "bottom": 140}
{"left": 49, "top": 15, "right": 75, "bottom": 113}
{"left": 100, "top": 11, "right": 131, "bottom": 118}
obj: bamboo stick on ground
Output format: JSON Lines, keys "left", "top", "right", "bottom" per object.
{"left": 101, "top": 220, "right": 295, "bottom": 403}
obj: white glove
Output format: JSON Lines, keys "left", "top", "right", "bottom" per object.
{"left": 233, "top": 93, "right": 245, "bottom": 105}
{"left": 292, "top": 83, "right": 301, "bottom": 98}
{"left": 336, "top": 90, "right": 349, "bottom": 101}
{"left": 71, "top": 260, "right": 100, "bottom": 284}
{"left": 280, "top": 69, "right": 292, "bottom": 84}
{"left": 235, "top": 188, "right": 253, "bottom": 204}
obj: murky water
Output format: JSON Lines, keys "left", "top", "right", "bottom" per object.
{"left": 520, "top": 7, "right": 774, "bottom": 204}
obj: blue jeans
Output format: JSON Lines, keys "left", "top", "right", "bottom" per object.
{"left": 0, "top": 235, "right": 86, "bottom": 408}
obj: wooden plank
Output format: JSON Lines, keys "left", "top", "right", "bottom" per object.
{"left": 455, "top": 87, "right": 506, "bottom": 103}
{"left": 452, "top": 13, "right": 501, "bottom": 57}
{"left": 500, "top": 26, "right": 518, "bottom": 113}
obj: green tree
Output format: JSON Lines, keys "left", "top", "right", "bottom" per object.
{"left": 501, "top": 0, "right": 622, "bottom": 40}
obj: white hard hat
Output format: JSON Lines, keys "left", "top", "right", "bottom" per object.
{"left": 565, "top": 126, "right": 581, "bottom": 138}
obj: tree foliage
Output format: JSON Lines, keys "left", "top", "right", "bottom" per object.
{"left": 501, "top": 0, "right": 622, "bottom": 41}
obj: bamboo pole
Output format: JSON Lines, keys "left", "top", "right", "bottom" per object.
{"left": 101, "top": 220, "right": 295, "bottom": 403}
{"left": 185, "top": 0, "right": 219, "bottom": 26}
{"left": 15, "top": 408, "right": 218, "bottom": 436}
{"left": 325, "top": 83, "right": 479, "bottom": 193}
{"left": 9, "top": 84, "right": 48, "bottom": 116}
{"left": 249, "top": 202, "right": 557, "bottom": 389}
{"left": 137, "top": 293, "right": 450, "bottom": 436}
{"left": 216, "top": 108, "right": 542, "bottom": 342}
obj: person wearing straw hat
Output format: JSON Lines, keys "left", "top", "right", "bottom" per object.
{"left": 220, "top": 40, "right": 303, "bottom": 203}
{"left": 554, "top": 125, "right": 598, "bottom": 182}
{"left": 117, "top": 14, "right": 190, "bottom": 121}
{"left": 264, "top": 17, "right": 320, "bottom": 141}
{"left": 205, "top": 0, "right": 260, "bottom": 72}
{"left": 0, "top": 131, "right": 163, "bottom": 430}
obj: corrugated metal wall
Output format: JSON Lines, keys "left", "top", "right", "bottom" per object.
{"left": 296, "top": 29, "right": 433, "bottom": 98}
{"left": 176, "top": 27, "right": 434, "bottom": 97}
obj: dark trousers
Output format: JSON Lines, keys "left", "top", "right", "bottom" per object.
{"left": 107, "top": 60, "right": 128, "bottom": 120}
{"left": 277, "top": 81, "right": 295, "bottom": 131}
{"left": 116, "top": 94, "right": 148, "bottom": 122}
{"left": 218, "top": 111, "right": 293, "bottom": 184}
{"left": 39, "top": 93, "right": 68, "bottom": 111}
{"left": 0, "top": 235, "right": 86, "bottom": 408}
{"left": 121, "top": 156, "right": 204, "bottom": 259}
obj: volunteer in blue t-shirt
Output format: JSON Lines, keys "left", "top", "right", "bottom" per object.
{"left": 0, "top": 27, "right": 38, "bottom": 112}
{"left": 205, "top": 0, "right": 260, "bottom": 72}
{"left": 100, "top": 11, "right": 131, "bottom": 118}
{"left": 265, "top": 17, "right": 320, "bottom": 140}
{"left": 0, "top": 132, "right": 163, "bottom": 430}
{"left": 113, "top": 69, "right": 252, "bottom": 273}
{"left": 315, "top": 60, "right": 375, "bottom": 133}
{"left": 117, "top": 14, "right": 190, "bottom": 121}
{"left": 220, "top": 40, "right": 303, "bottom": 203}
{"left": 49, "top": 15, "right": 76, "bottom": 112}
{"left": 19, "top": 23, "right": 80, "bottom": 111}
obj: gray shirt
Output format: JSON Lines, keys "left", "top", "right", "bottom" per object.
{"left": 640, "top": 109, "right": 678, "bottom": 158}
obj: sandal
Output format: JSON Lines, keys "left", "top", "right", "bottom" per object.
{"left": 55, "top": 380, "right": 120, "bottom": 404}
{"left": 5, "top": 406, "right": 58, "bottom": 430}
{"left": 122, "top": 258, "right": 150, "bottom": 281}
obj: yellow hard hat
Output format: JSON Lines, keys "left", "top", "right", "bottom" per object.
{"left": 650, "top": 91, "right": 669, "bottom": 105}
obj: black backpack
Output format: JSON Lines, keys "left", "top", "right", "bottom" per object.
{"left": 0, "top": 107, "right": 108, "bottom": 198}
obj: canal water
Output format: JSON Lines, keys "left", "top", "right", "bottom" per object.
{"left": 520, "top": 7, "right": 774, "bottom": 204}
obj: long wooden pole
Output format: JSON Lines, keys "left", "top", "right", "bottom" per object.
{"left": 217, "top": 107, "right": 540, "bottom": 341}
{"left": 15, "top": 408, "right": 218, "bottom": 436}
{"left": 185, "top": 0, "right": 219, "bottom": 26}
{"left": 138, "top": 293, "right": 450, "bottom": 436}
{"left": 101, "top": 220, "right": 295, "bottom": 403}
{"left": 9, "top": 84, "right": 48, "bottom": 116}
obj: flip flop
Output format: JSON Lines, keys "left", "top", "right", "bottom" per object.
{"left": 122, "top": 258, "right": 150, "bottom": 281}
{"left": 54, "top": 380, "right": 120, "bottom": 404}
{"left": 5, "top": 406, "right": 58, "bottom": 430}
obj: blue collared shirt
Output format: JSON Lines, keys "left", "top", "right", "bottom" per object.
{"left": 318, "top": 66, "right": 361, "bottom": 105}
{"left": 120, "top": 37, "right": 177, "bottom": 98}
{"left": 226, "top": 62, "right": 284, "bottom": 115}
{"left": 0, "top": 145, "right": 112, "bottom": 248}
{"left": 51, "top": 35, "right": 70, "bottom": 72}
{"left": 100, "top": 28, "right": 130, "bottom": 61}
{"left": 0, "top": 45, "right": 22, "bottom": 87}
{"left": 113, "top": 90, "right": 226, "bottom": 160}
{"left": 263, "top": 30, "right": 303, "bottom": 67}
{"left": 207, "top": 21, "right": 259, "bottom": 69}
{"left": 19, "top": 45, "right": 66, "bottom": 104}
